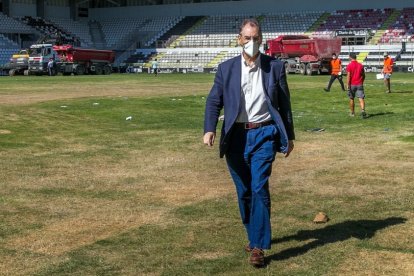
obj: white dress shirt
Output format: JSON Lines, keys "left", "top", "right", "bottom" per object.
{"left": 237, "top": 54, "right": 272, "bottom": 123}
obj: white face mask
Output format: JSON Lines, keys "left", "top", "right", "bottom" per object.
{"left": 243, "top": 39, "right": 259, "bottom": 57}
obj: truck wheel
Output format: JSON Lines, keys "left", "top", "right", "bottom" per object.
{"left": 75, "top": 65, "right": 85, "bottom": 75}
{"left": 103, "top": 66, "right": 111, "bottom": 75}
{"left": 95, "top": 66, "right": 103, "bottom": 75}
{"left": 299, "top": 63, "right": 306, "bottom": 75}
{"left": 9, "top": 69, "right": 16, "bottom": 76}
{"left": 306, "top": 64, "right": 313, "bottom": 76}
{"left": 284, "top": 63, "right": 290, "bottom": 75}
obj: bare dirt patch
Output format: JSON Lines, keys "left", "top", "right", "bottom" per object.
{"left": 6, "top": 201, "right": 167, "bottom": 256}
{"left": 335, "top": 249, "right": 414, "bottom": 275}
{"left": 0, "top": 81, "right": 211, "bottom": 106}
{"left": 0, "top": 129, "right": 12, "bottom": 134}
{"left": 193, "top": 251, "right": 232, "bottom": 260}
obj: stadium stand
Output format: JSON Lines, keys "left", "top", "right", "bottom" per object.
{"left": 99, "top": 18, "right": 147, "bottom": 48}
{"left": 100, "top": 16, "right": 182, "bottom": 50}
{"left": 135, "top": 12, "right": 323, "bottom": 68}
{"left": 19, "top": 16, "right": 80, "bottom": 45}
{"left": 144, "top": 12, "right": 322, "bottom": 68}
{"left": 380, "top": 7, "right": 414, "bottom": 43}
{"left": 1, "top": 4, "right": 414, "bottom": 73}
{"left": 151, "top": 16, "right": 204, "bottom": 48}
{"left": 170, "top": 15, "right": 252, "bottom": 48}
{"left": 158, "top": 50, "right": 216, "bottom": 68}
{"left": 161, "top": 12, "right": 321, "bottom": 50}
{"left": 314, "top": 8, "right": 394, "bottom": 39}
{"left": 0, "top": 34, "right": 20, "bottom": 66}
{"left": 0, "top": 11, "right": 34, "bottom": 33}
{"left": 142, "top": 16, "right": 185, "bottom": 47}
{"left": 261, "top": 11, "right": 323, "bottom": 41}
{"left": 49, "top": 17, "right": 94, "bottom": 48}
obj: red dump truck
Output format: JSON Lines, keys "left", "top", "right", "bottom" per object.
{"left": 53, "top": 45, "right": 115, "bottom": 75}
{"left": 265, "top": 35, "right": 342, "bottom": 75}
{"left": 28, "top": 43, "right": 115, "bottom": 75}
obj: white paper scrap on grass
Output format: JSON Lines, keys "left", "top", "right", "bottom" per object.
{"left": 126, "top": 116, "right": 132, "bottom": 121}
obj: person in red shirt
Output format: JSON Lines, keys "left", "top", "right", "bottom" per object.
{"left": 346, "top": 53, "right": 367, "bottom": 118}
{"left": 324, "top": 53, "right": 345, "bottom": 92}
{"left": 382, "top": 52, "right": 393, "bottom": 93}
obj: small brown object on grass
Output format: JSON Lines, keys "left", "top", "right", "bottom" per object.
{"left": 313, "top": 212, "right": 329, "bottom": 223}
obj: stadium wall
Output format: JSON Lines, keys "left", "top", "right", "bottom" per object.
{"left": 10, "top": 3, "right": 36, "bottom": 17}
{"left": 9, "top": 3, "right": 69, "bottom": 18}
{"left": 6, "top": 0, "right": 413, "bottom": 19}
{"left": 44, "top": 5, "right": 69, "bottom": 18}
{"left": 88, "top": 0, "right": 412, "bottom": 19}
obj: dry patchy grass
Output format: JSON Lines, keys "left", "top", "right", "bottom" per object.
{"left": 0, "top": 76, "right": 211, "bottom": 105}
{"left": 1, "top": 73, "right": 413, "bottom": 275}
{"left": 335, "top": 250, "right": 414, "bottom": 275}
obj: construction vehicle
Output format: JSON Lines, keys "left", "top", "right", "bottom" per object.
{"left": 27, "top": 43, "right": 59, "bottom": 75}
{"left": 264, "top": 35, "right": 342, "bottom": 75}
{"left": 5, "top": 50, "right": 29, "bottom": 76}
{"left": 27, "top": 44, "right": 115, "bottom": 75}
{"left": 53, "top": 45, "right": 115, "bottom": 75}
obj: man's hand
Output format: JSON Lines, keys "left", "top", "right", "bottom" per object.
{"left": 203, "top": 132, "right": 216, "bottom": 147}
{"left": 284, "top": 140, "right": 294, "bottom": 158}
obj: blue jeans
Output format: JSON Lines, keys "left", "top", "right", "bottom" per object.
{"left": 225, "top": 124, "right": 278, "bottom": 250}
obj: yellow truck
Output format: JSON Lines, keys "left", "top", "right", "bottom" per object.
{"left": 6, "top": 49, "right": 29, "bottom": 76}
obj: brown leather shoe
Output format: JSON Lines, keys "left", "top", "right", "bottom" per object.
{"left": 249, "top": 248, "right": 265, "bottom": 267}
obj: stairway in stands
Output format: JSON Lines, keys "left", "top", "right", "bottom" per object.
{"left": 357, "top": 52, "right": 369, "bottom": 63}
{"left": 151, "top": 16, "right": 205, "bottom": 48}
{"left": 89, "top": 20, "right": 106, "bottom": 49}
{"left": 20, "top": 16, "right": 77, "bottom": 44}
{"left": 207, "top": 51, "right": 227, "bottom": 68}
{"left": 134, "top": 16, "right": 201, "bottom": 67}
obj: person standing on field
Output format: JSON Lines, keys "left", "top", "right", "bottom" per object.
{"left": 47, "top": 58, "right": 55, "bottom": 76}
{"left": 346, "top": 53, "right": 367, "bottom": 118}
{"left": 324, "top": 53, "right": 345, "bottom": 92}
{"left": 203, "top": 18, "right": 295, "bottom": 267}
{"left": 151, "top": 58, "right": 158, "bottom": 76}
{"left": 382, "top": 52, "right": 393, "bottom": 93}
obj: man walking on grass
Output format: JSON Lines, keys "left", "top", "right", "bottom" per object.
{"left": 203, "top": 18, "right": 295, "bottom": 267}
{"left": 346, "top": 53, "right": 367, "bottom": 119}
{"left": 324, "top": 53, "right": 345, "bottom": 92}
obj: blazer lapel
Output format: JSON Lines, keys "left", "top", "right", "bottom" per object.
{"left": 260, "top": 54, "right": 270, "bottom": 96}
{"left": 223, "top": 55, "right": 242, "bottom": 134}
{"left": 231, "top": 55, "right": 242, "bottom": 110}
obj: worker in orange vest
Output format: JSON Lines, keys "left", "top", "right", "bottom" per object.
{"left": 324, "top": 53, "right": 345, "bottom": 92}
{"left": 382, "top": 52, "right": 393, "bottom": 93}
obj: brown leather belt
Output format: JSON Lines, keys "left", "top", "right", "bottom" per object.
{"left": 236, "top": 120, "right": 274, "bottom": 130}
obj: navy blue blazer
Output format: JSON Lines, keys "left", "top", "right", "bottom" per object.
{"left": 204, "top": 54, "right": 295, "bottom": 158}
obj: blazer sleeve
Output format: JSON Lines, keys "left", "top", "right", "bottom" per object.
{"left": 276, "top": 63, "right": 295, "bottom": 140}
{"left": 204, "top": 65, "right": 224, "bottom": 133}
